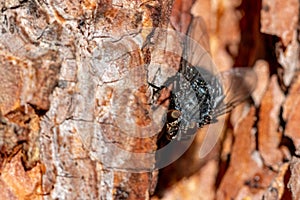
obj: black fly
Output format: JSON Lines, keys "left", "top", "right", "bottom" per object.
{"left": 149, "top": 17, "right": 257, "bottom": 144}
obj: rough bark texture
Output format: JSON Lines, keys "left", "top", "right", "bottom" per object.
{"left": 0, "top": 0, "right": 173, "bottom": 199}
{"left": 1, "top": 0, "right": 300, "bottom": 200}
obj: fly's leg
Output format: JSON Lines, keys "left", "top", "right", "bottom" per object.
{"left": 147, "top": 67, "right": 165, "bottom": 105}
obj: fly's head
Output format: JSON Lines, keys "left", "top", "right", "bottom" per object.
{"left": 165, "top": 109, "right": 181, "bottom": 140}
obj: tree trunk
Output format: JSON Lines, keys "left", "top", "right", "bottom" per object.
{"left": 0, "top": 0, "right": 174, "bottom": 199}
{"left": 1, "top": 0, "right": 300, "bottom": 200}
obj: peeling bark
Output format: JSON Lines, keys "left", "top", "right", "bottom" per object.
{"left": 1, "top": 0, "right": 300, "bottom": 199}
{"left": 1, "top": 0, "right": 174, "bottom": 199}
{"left": 151, "top": 0, "right": 300, "bottom": 199}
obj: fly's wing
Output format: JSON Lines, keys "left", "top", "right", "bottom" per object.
{"left": 182, "top": 16, "right": 216, "bottom": 74}
{"left": 186, "top": 16, "right": 210, "bottom": 53}
{"left": 213, "top": 68, "right": 257, "bottom": 117}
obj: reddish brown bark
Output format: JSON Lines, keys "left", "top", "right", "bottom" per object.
{"left": 1, "top": 0, "right": 300, "bottom": 199}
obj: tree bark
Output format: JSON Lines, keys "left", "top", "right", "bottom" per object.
{"left": 1, "top": 0, "right": 300, "bottom": 200}
{"left": 0, "top": 0, "right": 174, "bottom": 199}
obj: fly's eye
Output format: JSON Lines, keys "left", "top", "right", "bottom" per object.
{"left": 167, "top": 110, "right": 181, "bottom": 121}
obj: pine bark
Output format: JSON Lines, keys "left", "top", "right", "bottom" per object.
{"left": 0, "top": 0, "right": 173, "bottom": 199}
{"left": 1, "top": 0, "right": 300, "bottom": 200}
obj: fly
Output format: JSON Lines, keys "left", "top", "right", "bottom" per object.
{"left": 149, "top": 17, "right": 257, "bottom": 145}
